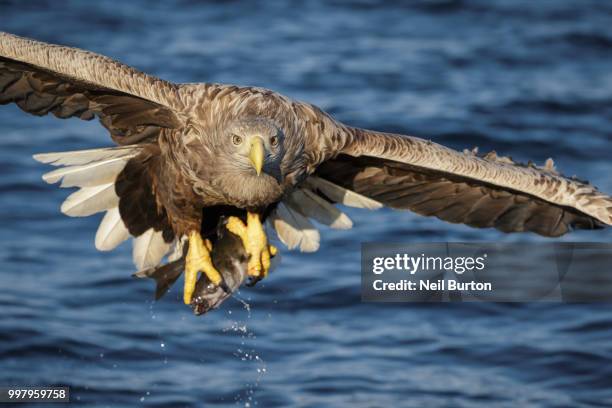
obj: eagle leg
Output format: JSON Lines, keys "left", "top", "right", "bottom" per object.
{"left": 226, "top": 212, "right": 277, "bottom": 284}
{"left": 183, "top": 231, "right": 224, "bottom": 304}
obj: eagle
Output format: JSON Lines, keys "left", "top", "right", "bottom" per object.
{"left": 2, "top": 32, "right": 611, "bottom": 305}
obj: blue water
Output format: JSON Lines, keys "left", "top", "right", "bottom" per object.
{"left": 2, "top": 1, "right": 612, "bottom": 406}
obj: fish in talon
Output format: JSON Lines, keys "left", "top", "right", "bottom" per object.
{"left": 190, "top": 226, "right": 249, "bottom": 315}
{"left": 191, "top": 216, "right": 278, "bottom": 314}
{"left": 226, "top": 212, "right": 275, "bottom": 281}
{"left": 134, "top": 216, "right": 253, "bottom": 315}
{"left": 183, "top": 231, "right": 224, "bottom": 304}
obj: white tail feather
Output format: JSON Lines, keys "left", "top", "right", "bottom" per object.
{"left": 168, "top": 235, "right": 188, "bottom": 262}
{"left": 35, "top": 146, "right": 139, "bottom": 187}
{"left": 270, "top": 202, "right": 320, "bottom": 252}
{"left": 286, "top": 188, "right": 353, "bottom": 229}
{"left": 42, "top": 157, "right": 131, "bottom": 187}
{"left": 61, "top": 183, "right": 119, "bottom": 217}
{"left": 133, "top": 229, "right": 171, "bottom": 270}
{"left": 95, "top": 207, "right": 130, "bottom": 251}
{"left": 306, "top": 176, "right": 383, "bottom": 210}
{"left": 37, "top": 146, "right": 173, "bottom": 271}
{"left": 33, "top": 146, "right": 140, "bottom": 166}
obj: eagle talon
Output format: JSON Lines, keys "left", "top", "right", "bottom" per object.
{"left": 184, "top": 231, "right": 224, "bottom": 304}
{"left": 246, "top": 276, "right": 261, "bottom": 287}
{"left": 226, "top": 212, "right": 273, "bottom": 282}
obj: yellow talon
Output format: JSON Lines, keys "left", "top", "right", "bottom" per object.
{"left": 226, "top": 212, "right": 274, "bottom": 280}
{"left": 203, "top": 238, "right": 212, "bottom": 251}
{"left": 184, "top": 231, "right": 222, "bottom": 304}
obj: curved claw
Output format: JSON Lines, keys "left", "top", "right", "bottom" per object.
{"left": 246, "top": 245, "right": 277, "bottom": 287}
{"left": 246, "top": 276, "right": 260, "bottom": 287}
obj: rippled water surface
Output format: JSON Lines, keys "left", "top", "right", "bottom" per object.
{"left": 1, "top": 1, "right": 612, "bottom": 406}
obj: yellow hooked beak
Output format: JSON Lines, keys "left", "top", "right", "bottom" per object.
{"left": 249, "top": 137, "right": 265, "bottom": 176}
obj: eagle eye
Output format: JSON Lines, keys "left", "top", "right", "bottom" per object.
{"left": 232, "top": 134, "right": 243, "bottom": 145}
{"left": 270, "top": 135, "right": 279, "bottom": 147}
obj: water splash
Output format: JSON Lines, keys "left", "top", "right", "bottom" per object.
{"left": 222, "top": 297, "right": 267, "bottom": 407}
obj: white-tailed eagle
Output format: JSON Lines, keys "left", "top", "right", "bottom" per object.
{"left": 1, "top": 32, "right": 611, "bottom": 305}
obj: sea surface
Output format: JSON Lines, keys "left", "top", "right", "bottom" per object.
{"left": 1, "top": 1, "right": 612, "bottom": 406}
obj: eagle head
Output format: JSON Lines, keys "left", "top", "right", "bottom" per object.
{"left": 207, "top": 116, "right": 287, "bottom": 209}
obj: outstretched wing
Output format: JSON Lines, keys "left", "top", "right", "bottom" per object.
{"left": 0, "top": 32, "right": 184, "bottom": 144}
{"left": 0, "top": 32, "right": 185, "bottom": 270}
{"left": 273, "top": 100, "right": 611, "bottom": 240}
{"left": 309, "top": 126, "right": 612, "bottom": 237}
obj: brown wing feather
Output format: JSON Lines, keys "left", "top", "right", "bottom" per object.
{"left": 290, "top": 101, "right": 611, "bottom": 234}
{"left": 315, "top": 154, "right": 603, "bottom": 237}
{"left": 333, "top": 128, "right": 612, "bottom": 226}
{"left": 114, "top": 145, "right": 175, "bottom": 242}
{"left": 0, "top": 32, "right": 183, "bottom": 145}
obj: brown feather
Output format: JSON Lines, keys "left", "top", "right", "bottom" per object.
{"left": 0, "top": 42, "right": 182, "bottom": 144}
{"left": 316, "top": 155, "right": 604, "bottom": 237}
{"left": 114, "top": 145, "right": 175, "bottom": 242}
